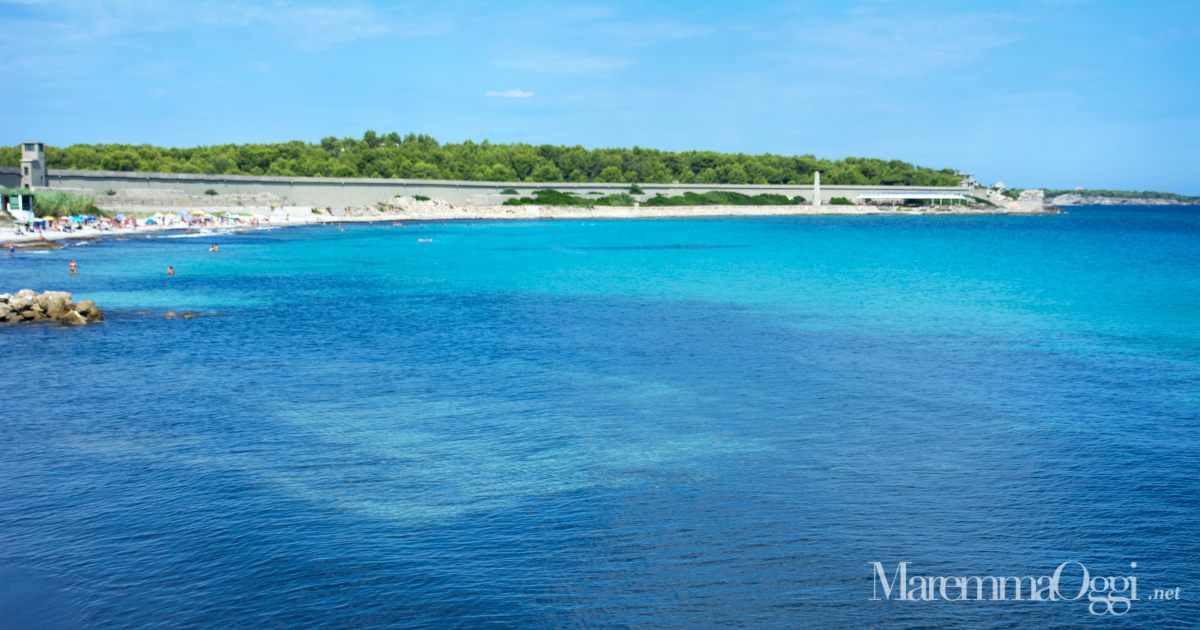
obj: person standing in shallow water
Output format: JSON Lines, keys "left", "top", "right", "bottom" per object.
{"left": 166, "top": 266, "right": 175, "bottom": 277}
{"left": 209, "top": 244, "right": 219, "bottom": 253}
{"left": 69, "top": 259, "right": 78, "bottom": 274}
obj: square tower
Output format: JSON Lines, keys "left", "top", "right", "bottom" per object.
{"left": 20, "top": 141, "right": 47, "bottom": 189}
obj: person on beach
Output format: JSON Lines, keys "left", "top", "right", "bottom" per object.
{"left": 167, "top": 266, "right": 175, "bottom": 277}
{"left": 7, "top": 242, "right": 14, "bottom": 256}
{"left": 69, "top": 259, "right": 78, "bottom": 274}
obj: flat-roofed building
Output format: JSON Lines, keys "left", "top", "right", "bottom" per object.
{"left": 855, "top": 191, "right": 970, "bottom": 206}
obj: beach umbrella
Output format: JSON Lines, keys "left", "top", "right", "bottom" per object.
{"left": 115, "top": 213, "right": 126, "bottom": 220}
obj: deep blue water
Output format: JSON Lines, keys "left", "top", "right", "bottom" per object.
{"left": 1, "top": 207, "right": 1198, "bottom": 628}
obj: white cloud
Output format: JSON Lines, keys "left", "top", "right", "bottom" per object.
{"left": 593, "top": 19, "right": 714, "bottom": 41}
{"left": 774, "top": 6, "right": 1022, "bottom": 78}
{"left": 485, "top": 89, "right": 535, "bottom": 98}
{"left": 1, "top": 0, "right": 449, "bottom": 52}
{"left": 494, "top": 48, "right": 633, "bottom": 76}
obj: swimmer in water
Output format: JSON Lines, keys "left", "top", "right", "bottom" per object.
{"left": 209, "top": 243, "right": 219, "bottom": 253}
{"left": 167, "top": 266, "right": 175, "bottom": 277}
{"left": 69, "top": 259, "right": 78, "bottom": 274}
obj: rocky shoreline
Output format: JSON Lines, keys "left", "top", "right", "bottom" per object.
{"left": 1049, "top": 194, "right": 1200, "bottom": 206}
{"left": 1, "top": 290, "right": 104, "bottom": 325}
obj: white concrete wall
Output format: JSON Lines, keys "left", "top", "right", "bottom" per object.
{"left": 44, "top": 168, "right": 970, "bottom": 207}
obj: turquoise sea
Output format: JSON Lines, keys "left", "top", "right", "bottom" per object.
{"left": 1, "top": 207, "right": 1198, "bottom": 627}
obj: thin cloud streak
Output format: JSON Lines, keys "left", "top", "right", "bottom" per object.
{"left": 485, "top": 89, "right": 535, "bottom": 98}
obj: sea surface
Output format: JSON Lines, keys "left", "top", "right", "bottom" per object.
{"left": 1, "top": 207, "right": 1198, "bottom": 628}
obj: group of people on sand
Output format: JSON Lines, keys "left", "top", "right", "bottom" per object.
{"left": 58, "top": 243, "right": 219, "bottom": 278}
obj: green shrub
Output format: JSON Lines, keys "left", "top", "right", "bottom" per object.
{"left": 500, "top": 188, "right": 518, "bottom": 195}
{"left": 204, "top": 188, "right": 218, "bottom": 195}
{"left": 414, "top": 195, "right": 431, "bottom": 201}
{"left": 501, "top": 189, "right": 638, "bottom": 207}
{"left": 641, "top": 191, "right": 799, "bottom": 206}
{"left": 105, "top": 189, "right": 117, "bottom": 196}
{"left": 0, "top": 188, "right": 104, "bottom": 217}
{"left": 829, "top": 197, "right": 854, "bottom": 205}
{"left": 504, "top": 190, "right": 593, "bottom": 207}
{"left": 629, "top": 183, "right": 644, "bottom": 195}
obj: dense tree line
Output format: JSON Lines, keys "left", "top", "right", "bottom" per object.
{"left": 1, "top": 132, "right": 963, "bottom": 186}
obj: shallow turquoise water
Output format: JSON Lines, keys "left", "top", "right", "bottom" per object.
{"left": 1, "top": 208, "right": 1198, "bottom": 627}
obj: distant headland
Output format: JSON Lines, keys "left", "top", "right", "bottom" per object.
{"left": 1043, "top": 189, "right": 1200, "bottom": 206}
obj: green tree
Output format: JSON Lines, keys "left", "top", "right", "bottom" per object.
{"left": 529, "top": 163, "right": 563, "bottom": 182}
{"left": 599, "top": 166, "right": 623, "bottom": 182}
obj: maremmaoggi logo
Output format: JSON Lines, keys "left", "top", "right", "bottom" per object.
{"left": 869, "top": 561, "right": 1180, "bottom": 617}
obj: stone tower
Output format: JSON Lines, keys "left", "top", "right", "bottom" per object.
{"left": 20, "top": 141, "right": 47, "bottom": 189}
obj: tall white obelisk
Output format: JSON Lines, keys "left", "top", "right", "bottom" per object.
{"left": 812, "top": 171, "right": 821, "bottom": 207}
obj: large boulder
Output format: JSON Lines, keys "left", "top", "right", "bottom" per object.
{"left": 47, "top": 297, "right": 75, "bottom": 319}
{"left": 75, "top": 299, "right": 104, "bottom": 322}
{"left": 1016, "top": 189, "right": 1045, "bottom": 212}
{"left": 57, "top": 310, "right": 87, "bottom": 326}
{"left": 0, "top": 303, "right": 11, "bottom": 319}
{"left": 8, "top": 293, "right": 34, "bottom": 312}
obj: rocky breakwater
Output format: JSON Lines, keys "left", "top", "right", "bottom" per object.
{"left": 0, "top": 290, "right": 104, "bottom": 326}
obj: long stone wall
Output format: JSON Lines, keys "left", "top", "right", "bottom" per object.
{"left": 41, "top": 168, "right": 971, "bottom": 207}
{"left": 0, "top": 166, "right": 20, "bottom": 189}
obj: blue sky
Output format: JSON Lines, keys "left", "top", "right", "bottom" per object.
{"left": 2, "top": 0, "right": 1198, "bottom": 192}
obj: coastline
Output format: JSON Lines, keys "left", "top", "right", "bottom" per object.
{"left": 3, "top": 203, "right": 1056, "bottom": 246}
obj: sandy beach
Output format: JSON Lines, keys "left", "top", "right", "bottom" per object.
{"left": 3, "top": 202, "right": 1054, "bottom": 246}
